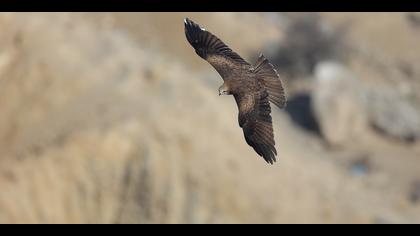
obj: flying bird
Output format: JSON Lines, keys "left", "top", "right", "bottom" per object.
{"left": 184, "top": 18, "right": 286, "bottom": 164}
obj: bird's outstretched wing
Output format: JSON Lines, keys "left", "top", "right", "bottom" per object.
{"left": 184, "top": 18, "right": 250, "bottom": 79}
{"left": 236, "top": 90, "right": 277, "bottom": 164}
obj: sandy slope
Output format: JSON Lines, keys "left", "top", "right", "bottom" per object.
{"left": 0, "top": 13, "right": 419, "bottom": 223}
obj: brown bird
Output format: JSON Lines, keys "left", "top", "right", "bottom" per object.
{"left": 184, "top": 18, "right": 286, "bottom": 164}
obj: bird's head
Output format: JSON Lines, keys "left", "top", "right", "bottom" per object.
{"left": 219, "top": 83, "right": 231, "bottom": 96}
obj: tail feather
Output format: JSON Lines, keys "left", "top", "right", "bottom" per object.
{"left": 253, "top": 54, "right": 286, "bottom": 109}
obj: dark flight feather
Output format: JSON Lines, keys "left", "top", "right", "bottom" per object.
{"left": 184, "top": 18, "right": 250, "bottom": 79}
{"left": 184, "top": 18, "right": 249, "bottom": 65}
{"left": 236, "top": 91, "right": 277, "bottom": 164}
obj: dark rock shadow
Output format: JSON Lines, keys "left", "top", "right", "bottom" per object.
{"left": 284, "top": 93, "right": 321, "bottom": 136}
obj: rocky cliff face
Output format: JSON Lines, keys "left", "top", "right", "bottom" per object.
{"left": 0, "top": 13, "right": 419, "bottom": 223}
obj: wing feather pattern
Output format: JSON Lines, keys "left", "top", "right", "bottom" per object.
{"left": 184, "top": 18, "right": 250, "bottom": 79}
{"left": 236, "top": 91, "right": 277, "bottom": 164}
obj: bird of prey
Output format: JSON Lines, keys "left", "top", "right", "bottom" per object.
{"left": 184, "top": 18, "right": 286, "bottom": 164}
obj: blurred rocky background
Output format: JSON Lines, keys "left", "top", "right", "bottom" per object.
{"left": 0, "top": 12, "right": 419, "bottom": 223}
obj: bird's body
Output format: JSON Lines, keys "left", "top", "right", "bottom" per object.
{"left": 184, "top": 18, "right": 286, "bottom": 164}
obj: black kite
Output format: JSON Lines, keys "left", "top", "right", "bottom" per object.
{"left": 184, "top": 18, "right": 286, "bottom": 164}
